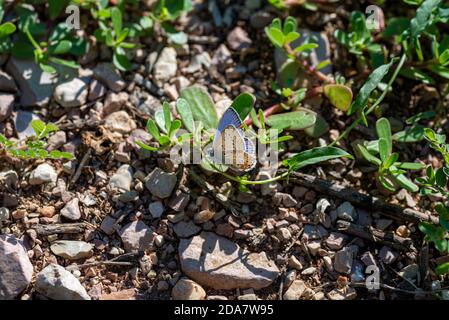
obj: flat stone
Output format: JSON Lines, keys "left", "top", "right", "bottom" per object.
{"left": 50, "top": 240, "right": 93, "bottom": 260}
{"left": 60, "top": 198, "right": 81, "bottom": 221}
{"left": 105, "top": 111, "right": 137, "bottom": 134}
{"left": 35, "top": 264, "right": 91, "bottom": 300}
{"left": 100, "top": 216, "right": 117, "bottom": 235}
{"left": 399, "top": 264, "right": 419, "bottom": 280}
{"left": 13, "top": 110, "right": 40, "bottom": 140}
{"left": 103, "top": 91, "right": 128, "bottom": 115}
{"left": 379, "top": 246, "right": 399, "bottom": 265}
{"left": 302, "top": 224, "right": 328, "bottom": 240}
{"left": 334, "top": 246, "right": 355, "bottom": 274}
{"left": 29, "top": 163, "right": 57, "bottom": 185}
{"left": 88, "top": 79, "right": 107, "bottom": 101}
{"left": 53, "top": 77, "right": 88, "bottom": 107}
{"left": 327, "top": 287, "right": 357, "bottom": 300}
{"left": 336, "top": 202, "right": 357, "bottom": 222}
{"left": 172, "top": 279, "right": 206, "bottom": 300}
{"left": 149, "top": 201, "right": 164, "bottom": 219}
{"left": 194, "top": 210, "right": 215, "bottom": 224}
{"left": 227, "top": 26, "right": 252, "bottom": 50}
{"left": 0, "top": 94, "right": 14, "bottom": 122}
{"left": 168, "top": 190, "right": 190, "bottom": 212}
{"left": 361, "top": 251, "right": 377, "bottom": 267}
{"left": 145, "top": 167, "right": 177, "bottom": 199}
{"left": 173, "top": 220, "right": 201, "bottom": 238}
{"left": 325, "top": 232, "right": 347, "bottom": 250}
{"left": 119, "top": 220, "right": 155, "bottom": 252}
{"left": 0, "top": 234, "right": 33, "bottom": 299}
{"left": 6, "top": 57, "right": 60, "bottom": 107}
{"left": 0, "top": 170, "right": 18, "bottom": 189}
{"left": 109, "top": 164, "right": 133, "bottom": 192}
{"left": 179, "top": 232, "right": 280, "bottom": 290}
{"left": 283, "top": 280, "right": 306, "bottom": 300}
{"left": 153, "top": 47, "right": 177, "bottom": 84}
{"left": 0, "top": 70, "right": 17, "bottom": 92}
{"left": 93, "top": 62, "right": 125, "bottom": 92}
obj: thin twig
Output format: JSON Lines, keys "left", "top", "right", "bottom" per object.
{"left": 70, "top": 148, "right": 92, "bottom": 185}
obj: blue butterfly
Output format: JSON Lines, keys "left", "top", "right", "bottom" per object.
{"left": 209, "top": 107, "right": 256, "bottom": 172}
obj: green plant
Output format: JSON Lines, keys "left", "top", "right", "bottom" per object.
{"left": 356, "top": 118, "right": 424, "bottom": 192}
{"left": 268, "top": 0, "right": 318, "bottom": 11}
{"left": 94, "top": 6, "right": 136, "bottom": 71}
{"left": 334, "top": 11, "right": 385, "bottom": 68}
{"left": 264, "top": 16, "right": 353, "bottom": 133}
{"left": 138, "top": 88, "right": 352, "bottom": 187}
{"left": 399, "top": 0, "right": 449, "bottom": 83}
{"left": 137, "top": 101, "right": 185, "bottom": 151}
{"left": 0, "top": 0, "right": 17, "bottom": 53}
{"left": 0, "top": 120, "right": 74, "bottom": 160}
{"left": 12, "top": 5, "right": 87, "bottom": 73}
{"left": 416, "top": 128, "right": 449, "bottom": 276}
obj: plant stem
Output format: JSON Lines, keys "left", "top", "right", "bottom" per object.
{"left": 284, "top": 43, "right": 334, "bottom": 84}
{"left": 329, "top": 53, "right": 407, "bottom": 147}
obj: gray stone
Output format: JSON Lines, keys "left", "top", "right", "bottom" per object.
{"left": 379, "top": 246, "right": 399, "bottom": 265}
{"left": 336, "top": 202, "right": 358, "bottom": 222}
{"left": 88, "top": 79, "right": 106, "bottom": 101}
{"left": 0, "top": 234, "right": 33, "bottom": 300}
{"left": 283, "top": 280, "right": 306, "bottom": 300}
{"left": 60, "top": 198, "right": 81, "bottom": 221}
{"left": 109, "top": 164, "right": 133, "bottom": 192}
{"left": 35, "top": 264, "right": 90, "bottom": 300}
{"left": 0, "top": 170, "right": 18, "bottom": 189}
{"left": 0, "top": 207, "right": 9, "bottom": 221}
{"left": 334, "top": 246, "right": 354, "bottom": 274}
{"left": 173, "top": 220, "right": 201, "bottom": 238}
{"left": 168, "top": 190, "right": 190, "bottom": 212}
{"left": 153, "top": 47, "right": 177, "bottom": 84}
{"left": 179, "top": 232, "right": 280, "bottom": 289}
{"left": 0, "top": 94, "right": 14, "bottom": 122}
{"left": 302, "top": 224, "right": 328, "bottom": 240}
{"left": 227, "top": 27, "right": 252, "bottom": 51}
{"left": 0, "top": 70, "right": 17, "bottom": 92}
{"left": 119, "top": 220, "right": 155, "bottom": 252}
{"left": 6, "top": 57, "right": 60, "bottom": 107}
{"left": 375, "top": 218, "right": 393, "bottom": 231}
{"left": 327, "top": 287, "right": 357, "bottom": 300}
{"left": 250, "top": 11, "right": 272, "bottom": 29}
{"left": 356, "top": 209, "right": 372, "bottom": 226}
{"left": 149, "top": 201, "right": 164, "bottom": 218}
{"left": 172, "top": 279, "right": 206, "bottom": 300}
{"left": 93, "top": 62, "right": 125, "bottom": 92}
{"left": 361, "top": 251, "right": 377, "bottom": 267}
{"left": 325, "top": 232, "right": 347, "bottom": 250}
{"left": 50, "top": 240, "right": 93, "bottom": 260}
{"left": 145, "top": 168, "right": 177, "bottom": 199}
{"left": 105, "top": 111, "right": 137, "bottom": 134}
{"left": 53, "top": 77, "right": 88, "bottom": 107}
{"left": 29, "top": 163, "right": 57, "bottom": 185}
{"left": 184, "top": 52, "right": 211, "bottom": 74}
{"left": 100, "top": 216, "right": 117, "bottom": 235}
{"left": 14, "top": 110, "right": 40, "bottom": 140}
{"left": 399, "top": 264, "right": 419, "bottom": 280}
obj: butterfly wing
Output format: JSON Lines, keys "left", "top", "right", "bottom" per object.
{"left": 213, "top": 107, "right": 243, "bottom": 144}
{"left": 211, "top": 107, "right": 256, "bottom": 172}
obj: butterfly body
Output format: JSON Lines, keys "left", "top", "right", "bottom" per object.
{"left": 209, "top": 107, "right": 256, "bottom": 172}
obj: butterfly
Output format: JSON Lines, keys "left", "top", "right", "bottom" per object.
{"left": 208, "top": 107, "right": 257, "bottom": 172}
